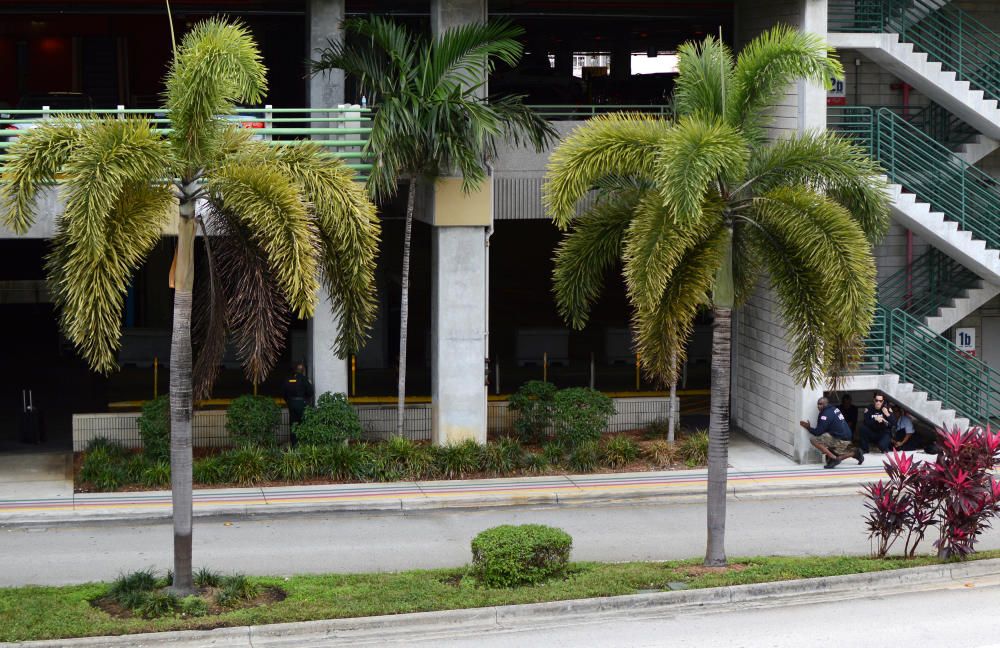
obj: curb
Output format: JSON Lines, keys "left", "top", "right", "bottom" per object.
{"left": 8, "top": 557, "right": 999, "bottom": 647}
{"left": 0, "top": 480, "right": 870, "bottom": 526}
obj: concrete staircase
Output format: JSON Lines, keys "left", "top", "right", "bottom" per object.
{"left": 887, "top": 183, "right": 1000, "bottom": 285}
{"left": 841, "top": 373, "right": 970, "bottom": 431}
{"left": 956, "top": 134, "right": 1000, "bottom": 165}
{"left": 828, "top": 32, "right": 1000, "bottom": 141}
{"left": 923, "top": 280, "right": 1000, "bottom": 333}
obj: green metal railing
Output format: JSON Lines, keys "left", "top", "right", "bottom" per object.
{"left": 859, "top": 306, "right": 1000, "bottom": 424}
{"left": 829, "top": 0, "right": 1000, "bottom": 103}
{"left": 0, "top": 106, "right": 373, "bottom": 174}
{"left": 527, "top": 104, "right": 673, "bottom": 120}
{"left": 830, "top": 106, "right": 1000, "bottom": 250}
{"left": 878, "top": 248, "right": 982, "bottom": 321}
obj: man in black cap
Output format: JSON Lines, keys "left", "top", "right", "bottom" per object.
{"left": 283, "top": 362, "right": 314, "bottom": 445}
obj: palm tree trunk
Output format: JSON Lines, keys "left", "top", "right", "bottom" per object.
{"left": 169, "top": 211, "right": 196, "bottom": 595}
{"left": 668, "top": 350, "right": 678, "bottom": 443}
{"left": 396, "top": 177, "right": 416, "bottom": 437}
{"left": 705, "top": 228, "right": 734, "bottom": 567}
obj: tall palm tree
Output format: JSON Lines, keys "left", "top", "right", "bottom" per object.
{"left": 543, "top": 26, "right": 890, "bottom": 566}
{"left": 1, "top": 19, "right": 379, "bottom": 593}
{"left": 312, "top": 16, "right": 556, "bottom": 437}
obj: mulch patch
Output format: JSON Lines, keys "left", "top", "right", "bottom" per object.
{"left": 90, "top": 586, "right": 286, "bottom": 620}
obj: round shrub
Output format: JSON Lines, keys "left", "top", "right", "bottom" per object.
{"left": 295, "top": 392, "right": 362, "bottom": 446}
{"left": 138, "top": 396, "right": 170, "bottom": 462}
{"left": 602, "top": 435, "right": 639, "bottom": 468}
{"left": 470, "top": 524, "right": 572, "bottom": 588}
{"left": 227, "top": 395, "right": 280, "bottom": 447}
{"left": 508, "top": 381, "right": 557, "bottom": 443}
{"left": 551, "top": 388, "right": 615, "bottom": 447}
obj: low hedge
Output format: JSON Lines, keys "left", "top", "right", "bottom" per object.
{"left": 470, "top": 524, "right": 573, "bottom": 587}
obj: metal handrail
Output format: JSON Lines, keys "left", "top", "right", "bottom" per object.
{"left": 829, "top": 0, "right": 1000, "bottom": 103}
{"left": 878, "top": 248, "right": 981, "bottom": 321}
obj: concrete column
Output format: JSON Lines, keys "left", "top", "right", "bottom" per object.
{"left": 307, "top": 0, "right": 346, "bottom": 110}
{"left": 793, "top": 385, "right": 826, "bottom": 463}
{"left": 432, "top": 226, "right": 488, "bottom": 445}
{"left": 306, "top": 0, "right": 349, "bottom": 397}
{"left": 429, "top": 0, "right": 491, "bottom": 445}
{"left": 799, "top": 0, "right": 828, "bottom": 133}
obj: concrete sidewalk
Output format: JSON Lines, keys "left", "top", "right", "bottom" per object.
{"left": 0, "top": 436, "right": 919, "bottom": 524}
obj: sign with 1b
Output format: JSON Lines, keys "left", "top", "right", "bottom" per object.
{"left": 956, "top": 327, "right": 976, "bottom": 357}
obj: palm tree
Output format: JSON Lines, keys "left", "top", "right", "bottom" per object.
{"left": 543, "top": 26, "right": 890, "bottom": 566}
{"left": 1, "top": 19, "right": 379, "bottom": 593}
{"left": 312, "top": 16, "right": 556, "bottom": 437}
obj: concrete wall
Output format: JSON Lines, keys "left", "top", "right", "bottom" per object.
{"left": 493, "top": 121, "right": 585, "bottom": 220}
{"left": 0, "top": 187, "right": 61, "bottom": 239}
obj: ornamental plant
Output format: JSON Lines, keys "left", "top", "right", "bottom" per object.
{"left": 508, "top": 380, "right": 557, "bottom": 443}
{"left": 470, "top": 524, "right": 572, "bottom": 588}
{"left": 863, "top": 425, "right": 1000, "bottom": 559}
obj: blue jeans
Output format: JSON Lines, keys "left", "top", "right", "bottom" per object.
{"left": 860, "top": 426, "right": 891, "bottom": 453}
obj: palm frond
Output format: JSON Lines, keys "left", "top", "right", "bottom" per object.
{"left": 312, "top": 15, "right": 414, "bottom": 102}
{"left": 207, "top": 161, "right": 319, "bottom": 318}
{"left": 655, "top": 116, "right": 748, "bottom": 223}
{"left": 543, "top": 114, "right": 671, "bottom": 228}
{"left": 732, "top": 219, "right": 762, "bottom": 307}
{"left": 425, "top": 19, "right": 524, "bottom": 92}
{"left": 632, "top": 224, "right": 727, "bottom": 386}
{"left": 46, "top": 183, "right": 174, "bottom": 373}
{"left": 0, "top": 119, "right": 80, "bottom": 233}
{"left": 673, "top": 35, "right": 735, "bottom": 120}
{"left": 166, "top": 17, "right": 267, "bottom": 171}
{"left": 552, "top": 191, "right": 639, "bottom": 330}
{"left": 730, "top": 24, "right": 843, "bottom": 139}
{"left": 191, "top": 223, "right": 227, "bottom": 400}
{"left": 749, "top": 186, "right": 877, "bottom": 387}
{"left": 743, "top": 131, "right": 890, "bottom": 242}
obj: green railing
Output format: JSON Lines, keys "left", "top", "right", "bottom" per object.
{"left": 858, "top": 306, "right": 889, "bottom": 374}
{"left": 829, "top": 106, "right": 1000, "bottom": 250}
{"left": 0, "top": 106, "right": 373, "bottom": 174}
{"left": 829, "top": 0, "right": 1000, "bottom": 103}
{"left": 878, "top": 248, "right": 982, "bottom": 321}
{"left": 527, "top": 104, "right": 673, "bottom": 120}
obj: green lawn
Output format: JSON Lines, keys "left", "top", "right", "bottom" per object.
{"left": 2, "top": 553, "right": 995, "bottom": 642}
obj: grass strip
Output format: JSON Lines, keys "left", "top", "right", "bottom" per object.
{"left": 3, "top": 552, "right": 997, "bottom": 642}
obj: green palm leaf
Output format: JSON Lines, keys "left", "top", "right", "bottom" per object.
{"left": 1, "top": 119, "right": 80, "bottom": 233}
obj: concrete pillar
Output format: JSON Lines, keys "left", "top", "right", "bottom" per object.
{"left": 307, "top": 0, "right": 345, "bottom": 110}
{"left": 799, "top": 0, "right": 828, "bottom": 133}
{"left": 432, "top": 226, "right": 488, "bottom": 445}
{"left": 306, "top": 0, "right": 349, "bottom": 397}
{"left": 429, "top": 0, "right": 491, "bottom": 445}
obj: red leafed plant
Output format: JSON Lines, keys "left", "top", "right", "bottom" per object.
{"left": 863, "top": 425, "right": 1000, "bottom": 559}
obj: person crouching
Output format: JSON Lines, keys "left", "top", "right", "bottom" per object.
{"left": 799, "top": 396, "right": 864, "bottom": 469}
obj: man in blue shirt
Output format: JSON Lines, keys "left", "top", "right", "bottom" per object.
{"left": 799, "top": 396, "right": 864, "bottom": 469}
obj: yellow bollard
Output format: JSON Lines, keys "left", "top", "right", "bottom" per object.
{"left": 351, "top": 355, "right": 357, "bottom": 396}
{"left": 153, "top": 357, "right": 158, "bottom": 398}
{"left": 635, "top": 353, "right": 641, "bottom": 391}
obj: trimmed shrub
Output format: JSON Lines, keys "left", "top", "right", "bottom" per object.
{"left": 679, "top": 430, "right": 709, "bottom": 467}
{"left": 192, "top": 456, "right": 227, "bottom": 485}
{"left": 138, "top": 396, "right": 170, "bottom": 462}
{"left": 644, "top": 440, "right": 679, "bottom": 467}
{"left": 482, "top": 438, "right": 523, "bottom": 476}
{"left": 508, "top": 381, "right": 557, "bottom": 443}
{"left": 435, "top": 440, "right": 483, "bottom": 479}
{"left": 222, "top": 445, "right": 273, "bottom": 486}
{"left": 551, "top": 388, "right": 615, "bottom": 448}
{"left": 227, "top": 395, "right": 280, "bottom": 448}
{"left": 602, "top": 435, "right": 640, "bottom": 468}
{"left": 470, "top": 524, "right": 572, "bottom": 588}
{"left": 294, "top": 392, "right": 362, "bottom": 446}
{"left": 567, "top": 440, "right": 601, "bottom": 473}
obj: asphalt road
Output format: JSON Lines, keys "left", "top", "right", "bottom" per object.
{"left": 3, "top": 494, "right": 1000, "bottom": 586}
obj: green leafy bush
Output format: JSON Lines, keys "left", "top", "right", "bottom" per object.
{"left": 602, "top": 435, "right": 639, "bottom": 468}
{"left": 541, "top": 442, "right": 565, "bottom": 467}
{"left": 194, "top": 567, "right": 222, "bottom": 588}
{"left": 435, "top": 440, "right": 483, "bottom": 478}
{"left": 179, "top": 595, "right": 209, "bottom": 617}
{"left": 297, "top": 444, "right": 333, "bottom": 478}
{"left": 124, "top": 455, "right": 149, "bottom": 483}
{"left": 277, "top": 447, "right": 309, "bottom": 481}
{"left": 679, "top": 429, "right": 709, "bottom": 467}
{"left": 108, "top": 569, "right": 157, "bottom": 605}
{"left": 192, "top": 456, "right": 227, "bottom": 485}
{"left": 508, "top": 381, "right": 557, "bottom": 443}
{"left": 482, "top": 438, "right": 523, "bottom": 476}
{"left": 222, "top": 445, "right": 273, "bottom": 486}
{"left": 644, "top": 440, "right": 679, "bottom": 467}
{"left": 226, "top": 395, "right": 280, "bottom": 448}
{"left": 470, "top": 524, "right": 572, "bottom": 588}
{"left": 328, "top": 443, "right": 365, "bottom": 481}
{"left": 643, "top": 418, "right": 673, "bottom": 440}
{"left": 217, "top": 574, "right": 260, "bottom": 606}
{"left": 551, "top": 388, "right": 615, "bottom": 447}
{"left": 138, "top": 396, "right": 170, "bottom": 462}
{"left": 294, "top": 392, "right": 362, "bottom": 446}
{"left": 377, "top": 437, "right": 436, "bottom": 480}
{"left": 523, "top": 452, "right": 548, "bottom": 473}
{"left": 80, "top": 444, "right": 130, "bottom": 491}
{"left": 141, "top": 460, "right": 171, "bottom": 488}
{"left": 135, "top": 591, "right": 178, "bottom": 618}
{"left": 567, "top": 440, "right": 600, "bottom": 472}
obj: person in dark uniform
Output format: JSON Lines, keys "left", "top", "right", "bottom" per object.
{"left": 283, "top": 362, "right": 314, "bottom": 445}
{"left": 839, "top": 394, "right": 859, "bottom": 440}
{"left": 799, "top": 396, "right": 864, "bottom": 469}
{"left": 861, "top": 392, "right": 895, "bottom": 453}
